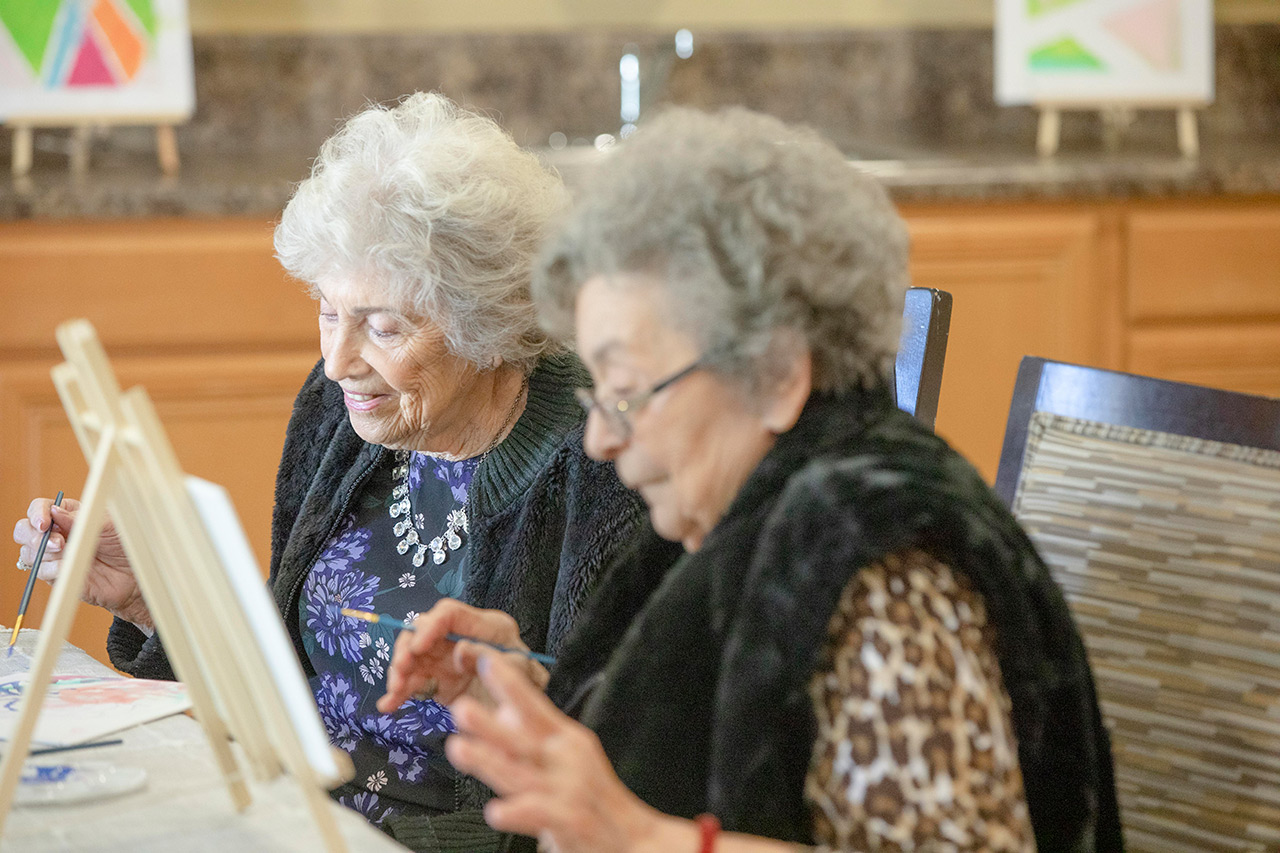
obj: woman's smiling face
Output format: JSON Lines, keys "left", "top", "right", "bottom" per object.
{"left": 316, "top": 275, "right": 486, "bottom": 454}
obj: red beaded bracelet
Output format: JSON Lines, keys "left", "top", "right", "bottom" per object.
{"left": 695, "top": 813, "right": 721, "bottom": 853}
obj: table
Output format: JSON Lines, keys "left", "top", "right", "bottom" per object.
{"left": 0, "top": 628, "right": 409, "bottom": 852}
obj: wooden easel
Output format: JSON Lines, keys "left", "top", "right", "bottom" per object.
{"left": 0, "top": 320, "right": 353, "bottom": 851}
{"left": 1036, "top": 100, "right": 1203, "bottom": 158}
{"left": 9, "top": 115, "right": 181, "bottom": 177}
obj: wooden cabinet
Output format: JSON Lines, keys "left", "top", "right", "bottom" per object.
{"left": 903, "top": 205, "right": 1119, "bottom": 481}
{"left": 2, "top": 198, "right": 1278, "bottom": 664}
{"left": 901, "top": 198, "right": 1280, "bottom": 482}
{"left": 0, "top": 219, "right": 317, "bottom": 666}
{"left": 1123, "top": 203, "right": 1280, "bottom": 399}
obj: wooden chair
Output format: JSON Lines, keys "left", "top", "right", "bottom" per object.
{"left": 995, "top": 356, "right": 1280, "bottom": 853}
{"left": 893, "top": 287, "right": 952, "bottom": 429}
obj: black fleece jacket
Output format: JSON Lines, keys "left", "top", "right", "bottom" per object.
{"left": 107, "top": 351, "right": 645, "bottom": 715}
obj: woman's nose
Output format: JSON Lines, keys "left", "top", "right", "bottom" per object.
{"left": 321, "top": 325, "right": 363, "bottom": 381}
{"left": 582, "top": 409, "right": 626, "bottom": 462}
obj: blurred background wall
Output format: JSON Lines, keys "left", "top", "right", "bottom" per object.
{"left": 185, "top": 0, "right": 1280, "bottom": 33}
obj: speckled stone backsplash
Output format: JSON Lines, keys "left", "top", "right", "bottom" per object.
{"left": 12, "top": 23, "right": 1274, "bottom": 163}
{"left": 4, "top": 23, "right": 1280, "bottom": 218}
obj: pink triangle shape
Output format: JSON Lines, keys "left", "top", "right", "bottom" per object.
{"left": 1105, "top": 0, "right": 1180, "bottom": 72}
{"left": 67, "top": 28, "right": 117, "bottom": 85}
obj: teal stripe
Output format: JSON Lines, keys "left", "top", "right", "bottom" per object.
{"left": 45, "top": 0, "right": 81, "bottom": 87}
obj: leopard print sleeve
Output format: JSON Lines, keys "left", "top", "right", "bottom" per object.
{"left": 804, "top": 550, "right": 1036, "bottom": 852}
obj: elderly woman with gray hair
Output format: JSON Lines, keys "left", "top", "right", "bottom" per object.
{"left": 380, "top": 107, "right": 1123, "bottom": 853}
{"left": 13, "top": 92, "right": 645, "bottom": 846}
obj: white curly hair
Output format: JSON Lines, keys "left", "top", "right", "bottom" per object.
{"left": 275, "top": 92, "right": 569, "bottom": 371}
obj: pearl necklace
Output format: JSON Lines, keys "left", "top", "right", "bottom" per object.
{"left": 389, "top": 374, "right": 529, "bottom": 569}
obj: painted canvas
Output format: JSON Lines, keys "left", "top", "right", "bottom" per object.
{"left": 995, "top": 0, "right": 1214, "bottom": 105}
{"left": 0, "top": 674, "right": 191, "bottom": 746}
{"left": 0, "top": 0, "right": 193, "bottom": 122}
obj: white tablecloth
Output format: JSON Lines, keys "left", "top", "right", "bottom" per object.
{"left": 1, "top": 628, "right": 409, "bottom": 852}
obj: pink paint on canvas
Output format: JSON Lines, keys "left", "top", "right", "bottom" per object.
{"left": 1105, "top": 0, "right": 1181, "bottom": 72}
{"left": 66, "top": 28, "right": 116, "bottom": 85}
{"left": 0, "top": 674, "right": 190, "bottom": 746}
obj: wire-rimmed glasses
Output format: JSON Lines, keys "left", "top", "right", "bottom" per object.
{"left": 574, "top": 356, "right": 707, "bottom": 440}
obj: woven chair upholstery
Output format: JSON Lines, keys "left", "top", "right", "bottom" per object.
{"left": 996, "top": 358, "right": 1280, "bottom": 853}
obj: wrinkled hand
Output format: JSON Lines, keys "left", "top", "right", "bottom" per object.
{"left": 444, "top": 654, "right": 665, "bottom": 853}
{"left": 12, "top": 497, "right": 151, "bottom": 629}
{"left": 378, "top": 599, "right": 548, "bottom": 713}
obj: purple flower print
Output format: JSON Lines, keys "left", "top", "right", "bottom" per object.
{"left": 312, "top": 519, "right": 371, "bottom": 573}
{"left": 407, "top": 452, "right": 427, "bottom": 491}
{"left": 399, "top": 697, "right": 456, "bottom": 736}
{"left": 339, "top": 790, "right": 393, "bottom": 825}
{"left": 360, "top": 711, "right": 399, "bottom": 747}
{"left": 304, "top": 549, "right": 379, "bottom": 661}
{"left": 314, "top": 672, "right": 360, "bottom": 751}
{"left": 359, "top": 700, "right": 448, "bottom": 782}
{"left": 386, "top": 746, "right": 426, "bottom": 783}
{"left": 431, "top": 457, "right": 479, "bottom": 504}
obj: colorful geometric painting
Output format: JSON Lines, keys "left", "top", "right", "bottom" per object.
{"left": 0, "top": 0, "right": 192, "bottom": 122}
{"left": 996, "top": 0, "right": 1213, "bottom": 105}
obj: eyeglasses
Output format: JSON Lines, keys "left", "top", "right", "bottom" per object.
{"left": 574, "top": 357, "right": 706, "bottom": 440}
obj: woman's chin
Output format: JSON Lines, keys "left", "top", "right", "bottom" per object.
{"left": 647, "top": 505, "right": 700, "bottom": 551}
{"left": 346, "top": 414, "right": 392, "bottom": 448}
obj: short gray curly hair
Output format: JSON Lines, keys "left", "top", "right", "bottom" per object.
{"left": 534, "top": 107, "right": 908, "bottom": 392}
{"left": 275, "top": 92, "right": 569, "bottom": 371}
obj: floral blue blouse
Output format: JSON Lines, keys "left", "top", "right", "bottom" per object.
{"left": 301, "top": 450, "right": 480, "bottom": 826}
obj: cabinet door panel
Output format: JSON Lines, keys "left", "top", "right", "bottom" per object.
{"left": 1128, "top": 206, "right": 1280, "bottom": 322}
{"left": 1128, "top": 323, "right": 1280, "bottom": 399}
{"left": 0, "top": 219, "right": 315, "bottom": 355}
{"left": 906, "top": 209, "right": 1109, "bottom": 482}
{"left": 0, "top": 351, "right": 318, "bottom": 667}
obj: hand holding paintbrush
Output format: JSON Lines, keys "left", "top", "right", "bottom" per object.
{"left": 8, "top": 491, "right": 63, "bottom": 657}
{"left": 339, "top": 608, "right": 555, "bottom": 665}
{"left": 367, "top": 599, "right": 555, "bottom": 713}
{"left": 11, "top": 494, "right": 152, "bottom": 629}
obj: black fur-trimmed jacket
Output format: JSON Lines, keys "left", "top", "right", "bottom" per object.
{"left": 546, "top": 384, "right": 1124, "bottom": 853}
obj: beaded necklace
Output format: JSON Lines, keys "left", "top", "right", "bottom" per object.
{"left": 389, "top": 374, "right": 529, "bottom": 568}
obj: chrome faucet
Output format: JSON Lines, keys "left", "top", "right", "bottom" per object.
{"left": 619, "top": 29, "right": 693, "bottom": 138}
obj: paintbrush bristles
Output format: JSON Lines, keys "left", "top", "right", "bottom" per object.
{"left": 6, "top": 616, "right": 23, "bottom": 658}
{"left": 338, "top": 608, "right": 379, "bottom": 624}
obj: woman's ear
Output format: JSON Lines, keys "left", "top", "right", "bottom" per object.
{"left": 760, "top": 331, "right": 812, "bottom": 435}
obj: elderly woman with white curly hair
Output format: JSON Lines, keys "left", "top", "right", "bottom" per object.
{"left": 12, "top": 92, "right": 646, "bottom": 847}
{"left": 379, "top": 106, "right": 1124, "bottom": 853}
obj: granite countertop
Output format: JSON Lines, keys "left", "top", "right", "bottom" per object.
{"left": 2, "top": 136, "right": 1279, "bottom": 221}
{"left": 6, "top": 24, "right": 1279, "bottom": 220}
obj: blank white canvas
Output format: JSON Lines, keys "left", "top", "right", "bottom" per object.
{"left": 184, "top": 476, "right": 347, "bottom": 788}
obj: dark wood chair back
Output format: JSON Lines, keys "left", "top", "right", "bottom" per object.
{"left": 995, "top": 356, "right": 1280, "bottom": 853}
{"left": 892, "top": 287, "right": 952, "bottom": 429}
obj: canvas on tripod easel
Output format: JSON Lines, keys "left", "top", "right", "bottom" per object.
{"left": 995, "top": 0, "right": 1214, "bottom": 158}
{"left": 0, "top": 320, "right": 354, "bottom": 852}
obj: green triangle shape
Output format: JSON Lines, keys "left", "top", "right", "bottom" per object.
{"left": 124, "top": 0, "right": 156, "bottom": 38}
{"left": 1030, "top": 36, "right": 1105, "bottom": 71}
{"left": 1027, "top": 0, "right": 1089, "bottom": 16}
{"left": 0, "top": 0, "right": 62, "bottom": 76}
